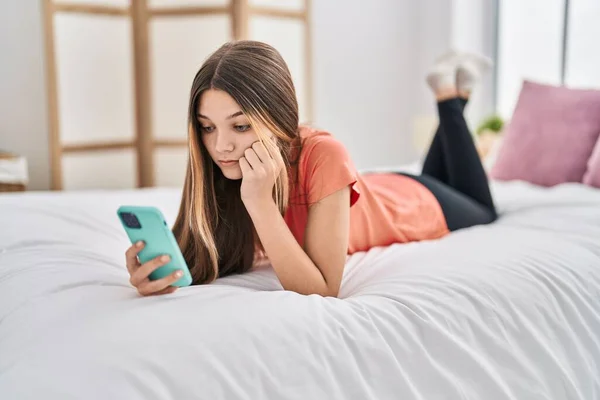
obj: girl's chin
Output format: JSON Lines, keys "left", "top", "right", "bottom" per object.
{"left": 221, "top": 168, "right": 243, "bottom": 180}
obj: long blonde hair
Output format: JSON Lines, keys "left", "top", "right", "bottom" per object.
{"left": 172, "top": 41, "right": 302, "bottom": 284}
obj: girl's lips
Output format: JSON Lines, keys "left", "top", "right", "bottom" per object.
{"left": 218, "top": 160, "right": 239, "bottom": 167}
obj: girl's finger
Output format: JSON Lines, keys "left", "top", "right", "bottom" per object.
{"left": 239, "top": 156, "right": 252, "bottom": 175}
{"left": 253, "top": 142, "right": 279, "bottom": 179}
{"left": 150, "top": 286, "right": 178, "bottom": 296}
{"left": 244, "top": 147, "right": 262, "bottom": 169}
{"left": 137, "top": 270, "right": 184, "bottom": 296}
{"left": 270, "top": 143, "right": 285, "bottom": 172}
{"left": 125, "top": 241, "right": 144, "bottom": 273}
{"left": 130, "top": 254, "right": 171, "bottom": 287}
{"left": 252, "top": 141, "right": 271, "bottom": 162}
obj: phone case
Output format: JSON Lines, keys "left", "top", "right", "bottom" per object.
{"left": 117, "top": 205, "right": 193, "bottom": 287}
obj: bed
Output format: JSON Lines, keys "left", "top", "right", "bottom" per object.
{"left": 1, "top": 173, "right": 600, "bottom": 399}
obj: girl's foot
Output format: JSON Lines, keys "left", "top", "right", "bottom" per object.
{"left": 426, "top": 63, "right": 458, "bottom": 101}
{"left": 456, "top": 52, "right": 494, "bottom": 95}
{"left": 434, "top": 49, "right": 461, "bottom": 65}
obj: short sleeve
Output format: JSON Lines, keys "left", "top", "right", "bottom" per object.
{"left": 302, "top": 134, "right": 361, "bottom": 206}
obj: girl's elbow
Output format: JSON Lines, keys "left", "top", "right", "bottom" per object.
{"left": 322, "top": 280, "right": 342, "bottom": 298}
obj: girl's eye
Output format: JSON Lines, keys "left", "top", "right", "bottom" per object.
{"left": 201, "top": 126, "right": 215, "bottom": 133}
{"left": 234, "top": 124, "right": 251, "bottom": 132}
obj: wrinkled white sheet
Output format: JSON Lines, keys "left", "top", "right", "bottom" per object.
{"left": 1, "top": 179, "right": 600, "bottom": 400}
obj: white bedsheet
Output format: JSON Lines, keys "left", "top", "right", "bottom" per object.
{"left": 1, "top": 179, "right": 600, "bottom": 399}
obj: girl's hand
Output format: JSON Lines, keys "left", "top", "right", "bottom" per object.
{"left": 239, "top": 141, "right": 284, "bottom": 210}
{"left": 125, "top": 241, "right": 182, "bottom": 296}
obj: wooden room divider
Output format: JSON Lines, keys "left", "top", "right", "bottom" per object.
{"left": 42, "top": 0, "right": 312, "bottom": 190}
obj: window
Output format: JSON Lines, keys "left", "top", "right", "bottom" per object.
{"left": 496, "top": 0, "right": 600, "bottom": 119}
{"left": 564, "top": 0, "right": 600, "bottom": 88}
{"left": 496, "top": 0, "right": 565, "bottom": 119}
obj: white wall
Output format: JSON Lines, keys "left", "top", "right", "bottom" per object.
{"left": 313, "top": 0, "right": 498, "bottom": 169}
{"left": 312, "top": 0, "right": 421, "bottom": 170}
{"left": 406, "top": 0, "right": 454, "bottom": 157}
{"left": 0, "top": 0, "right": 51, "bottom": 190}
{"left": 450, "top": 0, "right": 497, "bottom": 125}
{"left": 0, "top": 0, "right": 496, "bottom": 190}
{"left": 402, "top": 0, "right": 497, "bottom": 153}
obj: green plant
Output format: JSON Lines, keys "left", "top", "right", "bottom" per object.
{"left": 476, "top": 115, "right": 504, "bottom": 136}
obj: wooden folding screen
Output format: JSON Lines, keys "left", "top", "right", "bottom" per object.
{"left": 43, "top": 0, "right": 312, "bottom": 190}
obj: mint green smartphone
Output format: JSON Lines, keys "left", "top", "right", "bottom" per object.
{"left": 117, "top": 205, "right": 192, "bottom": 287}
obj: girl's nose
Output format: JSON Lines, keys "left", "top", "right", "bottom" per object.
{"left": 215, "top": 131, "right": 235, "bottom": 153}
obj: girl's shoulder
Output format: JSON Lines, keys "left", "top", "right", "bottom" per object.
{"left": 294, "top": 125, "right": 360, "bottom": 206}
{"left": 297, "top": 125, "right": 345, "bottom": 154}
{"left": 298, "top": 125, "right": 331, "bottom": 141}
{"left": 296, "top": 125, "right": 355, "bottom": 171}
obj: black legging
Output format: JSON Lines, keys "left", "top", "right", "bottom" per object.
{"left": 399, "top": 97, "right": 498, "bottom": 231}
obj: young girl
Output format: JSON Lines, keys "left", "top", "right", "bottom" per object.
{"left": 125, "top": 41, "right": 497, "bottom": 298}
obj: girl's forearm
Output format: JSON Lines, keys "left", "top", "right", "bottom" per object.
{"left": 246, "top": 202, "right": 332, "bottom": 296}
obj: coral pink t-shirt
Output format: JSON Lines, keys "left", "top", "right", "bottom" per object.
{"left": 284, "top": 127, "right": 450, "bottom": 254}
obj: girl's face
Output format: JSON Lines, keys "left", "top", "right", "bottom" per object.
{"left": 198, "top": 89, "right": 273, "bottom": 180}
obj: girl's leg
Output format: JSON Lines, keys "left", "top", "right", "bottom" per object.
{"left": 403, "top": 173, "right": 496, "bottom": 231}
{"left": 435, "top": 96, "right": 496, "bottom": 213}
{"left": 414, "top": 53, "right": 498, "bottom": 230}
{"left": 413, "top": 96, "right": 497, "bottom": 231}
{"left": 421, "top": 97, "right": 468, "bottom": 183}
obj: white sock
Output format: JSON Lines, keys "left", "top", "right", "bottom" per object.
{"left": 456, "top": 61, "right": 481, "bottom": 93}
{"left": 465, "top": 52, "right": 494, "bottom": 70}
{"left": 456, "top": 52, "right": 494, "bottom": 93}
{"left": 434, "top": 49, "right": 461, "bottom": 65}
{"left": 426, "top": 63, "right": 456, "bottom": 93}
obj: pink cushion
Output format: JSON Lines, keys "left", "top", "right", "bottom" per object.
{"left": 583, "top": 138, "right": 600, "bottom": 187}
{"left": 490, "top": 80, "right": 600, "bottom": 187}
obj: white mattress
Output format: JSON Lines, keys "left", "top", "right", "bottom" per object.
{"left": 1, "top": 178, "right": 600, "bottom": 399}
